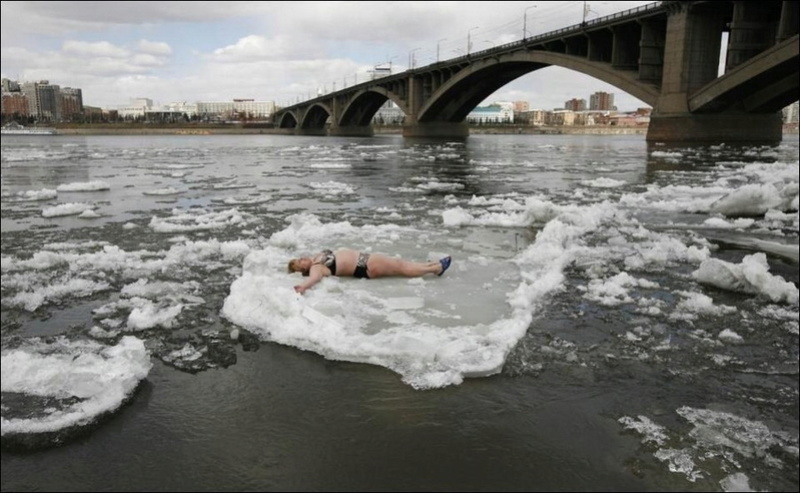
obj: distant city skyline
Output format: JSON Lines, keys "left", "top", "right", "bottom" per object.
{"left": 4, "top": 76, "right": 798, "bottom": 128}
{"left": 1, "top": 1, "right": 656, "bottom": 111}
{"left": 2, "top": 74, "right": 632, "bottom": 114}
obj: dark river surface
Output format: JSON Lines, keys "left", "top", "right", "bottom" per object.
{"left": 1, "top": 133, "right": 797, "bottom": 491}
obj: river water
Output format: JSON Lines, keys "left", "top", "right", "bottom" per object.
{"left": 1, "top": 133, "right": 797, "bottom": 492}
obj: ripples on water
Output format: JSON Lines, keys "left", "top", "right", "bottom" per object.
{"left": 1, "top": 134, "right": 797, "bottom": 491}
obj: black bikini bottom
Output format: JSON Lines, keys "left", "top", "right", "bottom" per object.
{"left": 354, "top": 252, "right": 370, "bottom": 279}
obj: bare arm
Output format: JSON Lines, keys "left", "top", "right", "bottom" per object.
{"left": 294, "top": 265, "right": 328, "bottom": 294}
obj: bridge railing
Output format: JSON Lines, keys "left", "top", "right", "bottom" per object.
{"left": 460, "top": 1, "right": 663, "bottom": 62}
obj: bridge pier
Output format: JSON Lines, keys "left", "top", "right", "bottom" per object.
{"left": 294, "top": 127, "right": 327, "bottom": 136}
{"left": 328, "top": 125, "right": 374, "bottom": 137}
{"left": 647, "top": 112, "right": 783, "bottom": 144}
{"left": 402, "top": 122, "right": 470, "bottom": 139}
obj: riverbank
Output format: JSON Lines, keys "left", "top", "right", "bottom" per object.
{"left": 53, "top": 123, "right": 646, "bottom": 136}
{"left": 49, "top": 123, "right": 799, "bottom": 136}
{"left": 53, "top": 124, "right": 285, "bottom": 136}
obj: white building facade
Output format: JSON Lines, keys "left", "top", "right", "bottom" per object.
{"left": 196, "top": 99, "right": 275, "bottom": 120}
{"left": 467, "top": 102, "right": 515, "bottom": 124}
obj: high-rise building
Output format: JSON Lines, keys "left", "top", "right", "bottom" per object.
{"left": 564, "top": 98, "right": 587, "bottom": 111}
{"left": 3, "top": 78, "right": 85, "bottom": 122}
{"left": 36, "top": 82, "right": 61, "bottom": 122}
{"left": 513, "top": 100, "right": 530, "bottom": 112}
{"left": 589, "top": 91, "right": 615, "bottom": 111}
{"left": 2, "top": 92, "right": 29, "bottom": 118}
{"left": 1, "top": 78, "right": 20, "bottom": 93}
{"left": 18, "top": 80, "right": 65, "bottom": 121}
{"left": 60, "top": 87, "right": 83, "bottom": 121}
{"left": 20, "top": 81, "right": 41, "bottom": 119}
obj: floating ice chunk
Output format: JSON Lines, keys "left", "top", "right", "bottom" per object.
{"left": 267, "top": 213, "right": 406, "bottom": 251}
{"left": 212, "top": 180, "right": 254, "bottom": 190}
{"left": 6, "top": 189, "right": 58, "bottom": 201}
{"left": 126, "top": 297, "right": 183, "bottom": 330}
{"left": 78, "top": 209, "right": 101, "bottom": 219}
{"left": 619, "top": 415, "right": 668, "bottom": 445}
{"left": 143, "top": 187, "right": 183, "bottom": 196}
{"left": 1, "top": 336, "right": 151, "bottom": 436}
{"left": 581, "top": 177, "right": 626, "bottom": 188}
{"left": 416, "top": 180, "right": 464, "bottom": 192}
{"left": 649, "top": 150, "right": 683, "bottom": 159}
{"left": 710, "top": 183, "right": 784, "bottom": 217}
{"left": 720, "top": 473, "right": 754, "bottom": 492}
{"left": 441, "top": 197, "right": 559, "bottom": 228}
{"left": 121, "top": 279, "right": 200, "bottom": 300}
{"left": 88, "top": 325, "right": 119, "bottom": 339}
{"left": 671, "top": 291, "right": 737, "bottom": 320}
{"left": 56, "top": 181, "right": 110, "bottom": 192}
{"left": 702, "top": 217, "right": 755, "bottom": 229}
{"left": 148, "top": 208, "right": 245, "bottom": 233}
{"left": 654, "top": 448, "right": 703, "bottom": 482}
{"left": 442, "top": 207, "right": 475, "bottom": 227}
{"left": 308, "top": 181, "right": 356, "bottom": 195}
{"left": 677, "top": 406, "right": 780, "bottom": 459}
{"left": 165, "top": 343, "right": 204, "bottom": 362}
{"left": 585, "top": 272, "right": 659, "bottom": 306}
{"left": 5, "top": 278, "right": 111, "bottom": 312}
{"left": 309, "top": 163, "right": 352, "bottom": 169}
{"left": 42, "top": 202, "right": 95, "bottom": 218}
{"left": 718, "top": 328, "right": 743, "bottom": 343}
{"left": 221, "top": 195, "right": 272, "bottom": 205}
{"left": 692, "top": 253, "right": 798, "bottom": 304}
{"left": 222, "top": 252, "right": 520, "bottom": 389}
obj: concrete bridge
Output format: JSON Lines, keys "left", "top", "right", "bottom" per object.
{"left": 273, "top": 1, "right": 799, "bottom": 144}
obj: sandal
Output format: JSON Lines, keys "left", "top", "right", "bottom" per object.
{"left": 438, "top": 256, "right": 452, "bottom": 276}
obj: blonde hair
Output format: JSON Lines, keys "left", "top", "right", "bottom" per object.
{"left": 288, "top": 259, "right": 309, "bottom": 276}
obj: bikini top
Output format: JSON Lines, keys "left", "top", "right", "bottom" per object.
{"left": 314, "top": 249, "right": 337, "bottom": 275}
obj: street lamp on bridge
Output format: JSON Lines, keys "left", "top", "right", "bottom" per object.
{"left": 524, "top": 5, "right": 537, "bottom": 39}
{"left": 437, "top": 38, "right": 447, "bottom": 62}
{"left": 467, "top": 26, "right": 479, "bottom": 55}
{"left": 409, "top": 47, "right": 421, "bottom": 69}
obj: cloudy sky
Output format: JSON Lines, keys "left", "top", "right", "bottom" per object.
{"left": 1, "top": 1, "right": 655, "bottom": 111}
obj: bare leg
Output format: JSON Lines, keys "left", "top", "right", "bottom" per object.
{"left": 367, "top": 254, "right": 445, "bottom": 278}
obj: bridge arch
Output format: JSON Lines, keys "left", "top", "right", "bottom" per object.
{"left": 418, "top": 51, "right": 660, "bottom": 123}
{"left": 300, "top": 102, "right": 333, "bottom": 130}
{"left": 277, "top": 111, "right": 298, "bottom": 128}
{"left": 338, "top": 88, "right": 410, "bottom": 127}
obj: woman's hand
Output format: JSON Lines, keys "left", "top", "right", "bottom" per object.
{"left": 293, "top": 265, "right": 325, "bottom": 295}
